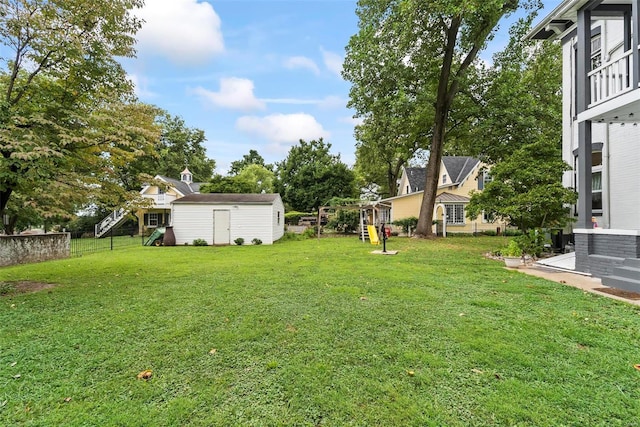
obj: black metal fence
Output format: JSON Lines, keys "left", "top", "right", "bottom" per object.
{"left": 70, "top": 224, "right": 144, "bottom": 257}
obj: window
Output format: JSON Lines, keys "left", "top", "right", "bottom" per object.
{"left": 478, "top": 170, "right": 492, "bottom": 190}
{"left": 590, "top": 34, "right": 601, "bottom": 70}
{"left": 445, "top": 204, "right": 465, "bottom": 225}
{"left": 148, "top": 213, "right": 159, "bottom": 227}
{"left": 482, "top": 210, "right": 495, "bottom": 224}
{"left": 442, "top": 174, "right": 447, "bottom": 184}
{"left": 277, "top": 211, "right": 281, "bottom": 225}
{"left": 592, "top": 149, "right": 603, "bottom": 214}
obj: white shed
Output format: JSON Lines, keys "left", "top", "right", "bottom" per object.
{"left": 171, "top": 193, "right": 285, "bottom": 245}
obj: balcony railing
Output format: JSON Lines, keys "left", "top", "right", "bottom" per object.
{"left": 144, "top": 194, "right": 177, "bottom": 207}
{"left": 588, "top": 49, "right": 634, "bottom": 107}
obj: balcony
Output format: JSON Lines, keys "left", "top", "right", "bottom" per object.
{"left": 143, "top": 193, "right": 177, "bottom": 208}
{"left": 578, "top": 46, "right": 640, "bottom": 123}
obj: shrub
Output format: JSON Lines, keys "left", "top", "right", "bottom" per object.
{"left": 515, "top": 229, "right": 549, "bottom": 257}
{"left": 192, "top": 238, "right": 208, "bottom": 246}
{"left": 277, "top": 231, "right": 300, "bottom": 242}
{"left": 252, "top": 238, "right": 262, "bottom": 245}
{"left": 392, "top": 217, "right": 418, "bottom": 234}
{"left": 234, "top": 237, "right": 245, "bottom": 246}
{"left": 285, "top": 211, "right": 312, "bottom": 225}
{"left": 502, "top": 240, "right": 523, "bottom": 257}
{"left": 302, "top": 227, "right": 317, "bottom": 239}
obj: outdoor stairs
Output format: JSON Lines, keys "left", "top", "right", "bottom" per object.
{"left": 601, "top": 258, "right": 640, "bottom": 293}
{"left": 95, "top": 208, "right": 129, "bottom": 238}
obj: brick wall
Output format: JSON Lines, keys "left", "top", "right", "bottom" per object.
{"left": 575, "top": 232, "right": 640, "bottom": 277}
{"left": 0, "top": 234, "right": 70, "bottom": 267}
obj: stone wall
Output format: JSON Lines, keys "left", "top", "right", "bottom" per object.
{"left": 0, "top": 233, "right": 70, "bottom": 267}
{"left": 575, "top": 232, "right": 640, "bottom": 277}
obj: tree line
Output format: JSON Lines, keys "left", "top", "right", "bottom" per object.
{"left": 1, "top": 0, "right": 576, "bottom": 236}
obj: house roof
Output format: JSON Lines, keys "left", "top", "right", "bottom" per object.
{"left": 435, "top": 192, "right": 470, "bottom": 203}
{"left": 441, "top": 156, "right": 480, "bottom": 185}
{"left": 158, "top": 175, "right": 202, "bottom": 196}
{"left": 526, "top": 0, "right": 592, "bottom": 40}
{"left": 172, "top": 193, "right": 281, "bottom": 205}
{"left": 404, "top": 167, "right": 427, "bottom": 192}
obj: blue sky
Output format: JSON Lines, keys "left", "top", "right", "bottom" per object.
{"left": 123, "top": 0, "right": 562, "bottom": 175}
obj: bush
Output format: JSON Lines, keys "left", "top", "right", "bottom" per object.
{"left": 502, "top": 240, "right": 523, "bottom": 257}
{"left": 0, "top": 282, "right": 16, "bottom": 296}
{"left": 277, "top": 231, "right": 300, "bottom": 242}
{"left": 252, "top": 238, "right": 262, "bottom": 245}
{"left": 285, "top": 211, "right": 313, "bottom": 225}
{"left": 234, "top": 237, "right": 245, "bottom": 245}
{"left": 393, "top": 217, "right": 418, "bottom": 234}
{"left": 326, "top": 209, "right": 359, "bottom": 233}
{"left": 515, "top": 229, "right": 549, "bottom": 257}
{"left": 192, "top": 238, "right": 208, "bottom": 246}
{"left": 302, "top": 227, "right": 317, "bottom": 239}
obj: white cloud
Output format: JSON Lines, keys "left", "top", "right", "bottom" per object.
{"left": 340, "top": 116, "right": 365, "bottom": 126}
{"left": 128, "top": 73, "right": 157, "bottom": 99}
{"left": 260, "top": 95, "right": 346, "bottom": 108}
{"left": 284, "top": 56, "right": 321, "bottom": 75}
{"left": 321, "top": 47, "right": 344, "bottom": 77}
{"left": 236, "top": 113, "right": 329, "bottom": 144}
{"left": 135, "top": 0, "right": 224, "bottom": 65}
{"left": 193, "top": 78, "right": 265, "bottom": 111}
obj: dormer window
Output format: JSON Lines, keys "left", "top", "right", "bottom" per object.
{"left": 181, "top": 167, "right": 193, "bottom": 184}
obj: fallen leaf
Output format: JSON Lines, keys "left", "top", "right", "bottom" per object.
{"left": 13, "top": 374, "right": 21, "bottom": 379}
{"left": 137, "top": 369, "right": 153, "bottom": 380}
{"left": 459, "top": 313, "right": 465, "bottom": 316}
{"left": 471, "top": 368, "right": 484, "bottom": 374}
{"left": 560, "top": 280, "right": 567, "bottom": 284}
{"left": 209, "top": 348, "right": 217, "bottom": 355}
{"left": 360, "top": 296, "right": 368, "bottom": 301}
{"left": 407, "top": 370, "right": 415, "bottom": 376}
{"left": 634, "top": 364, "right": 640, "bottom": 371}
{"left": 494, "top": 373, "right": 503, "bottom": 380}
{"left": 10, "top": 361, "right": 17, "bottom": 367}
{"left": 64, "top": 397, "right": 72, "bottom": 403}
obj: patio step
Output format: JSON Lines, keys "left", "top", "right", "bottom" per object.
{"left": 602, "top": 258, "right": 640, "bottom": 292}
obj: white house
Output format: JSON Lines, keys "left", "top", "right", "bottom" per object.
{"left": 529, "top": 0, "right": 640, "bottom": 289}
{"left": 171, "top": 193, "right": 285, "bottom": 245}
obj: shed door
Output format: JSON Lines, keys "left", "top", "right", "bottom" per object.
{"left": 213, "top": 210, "right": 230, "bottom": 245}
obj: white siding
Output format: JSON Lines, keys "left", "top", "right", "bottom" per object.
{"left": 172, "top": 204, "right": 215, "bottom": 245}
{"left": 172, "top": 198, "right": 285, "bottom": 245}
{"left": 272, "top": 196, "right": 285, "bottom": 242}
{"left": 608, "top": 124, "right": 640, "bottom": 230}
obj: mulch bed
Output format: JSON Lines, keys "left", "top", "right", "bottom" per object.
{"left": 594, "top": 287, "right": 640, "bottom": 300}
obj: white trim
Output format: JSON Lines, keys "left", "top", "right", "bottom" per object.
{"left": 574, "top": 228, "right": 640, "bottom": 236}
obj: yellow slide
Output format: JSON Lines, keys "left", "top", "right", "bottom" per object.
{"left": 367, "top": 225, "right": 380, "bottom": 245}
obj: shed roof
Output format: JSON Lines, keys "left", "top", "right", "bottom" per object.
{"left": 172, "top": 193, "right": 281, "bottom": 205}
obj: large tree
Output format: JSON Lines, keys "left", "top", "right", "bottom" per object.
{"left": 0, "top": 0, "right": 157, "bottom": 233}
{"left": 345, "top": 0, "right": 532, "bottom": 237}
{"left": 275, "top": 139, "right": 357, "bottom": 212}
{"left": 228, "top": 149, "right": 272, "bottom": 176}
{"left": 201, "top": 164, "right": 274, "bottom": 194}
{"left": 119, "top": 113, "right": 216, "bottom": 190}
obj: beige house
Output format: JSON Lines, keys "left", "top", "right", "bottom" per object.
{"left": 136, "top": 168, "right": 203, "bottom": 235}
{"left": 382, "top": 157, "right": 499, "bottom": 234}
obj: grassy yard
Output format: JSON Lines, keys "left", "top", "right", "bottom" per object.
{"left": 1, "top": 236, "right": 639, "bottom": 426}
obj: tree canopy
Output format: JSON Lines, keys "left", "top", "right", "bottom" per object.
{"left": 228, "top": 150, "right": 272, "bottom": 176}
{"left": 0, "top": 0, "right": 158, "bottom": 233}
{"left": 275, "top": 139, "right": 357, "bottom": 212}
{"left": 201, "top": 164, "right": 274, "bottom": 194}
{"left": 118, "top": 113, "right": 216, "bottom": 190}
{"left": 345, "top": 0, "right": 534, "bottom": 237}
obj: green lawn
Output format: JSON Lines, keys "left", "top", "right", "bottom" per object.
{"left": 1, "top": 236, "right": 639, "bottom": 426}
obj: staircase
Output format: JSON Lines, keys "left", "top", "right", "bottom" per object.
{"left": 361, "top": 226, "right": 370, "bottom": 242}
{"left": 95, "top": 208, "right": 129, "bottom": 238}
{"left": 601, "top": 258, "right": 640, "bottom": 293}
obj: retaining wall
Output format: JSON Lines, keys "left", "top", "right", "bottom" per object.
{"left": 0, "top": 233, "right": 70, "bottom": 267}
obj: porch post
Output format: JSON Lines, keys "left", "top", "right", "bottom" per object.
{"left": 577, "top": 7, "right": 593, "bottom": 229}
{"left": 633, "top": 0, "right": 640, "bottom": 88}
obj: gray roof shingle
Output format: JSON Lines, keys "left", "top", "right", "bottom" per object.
{"left": 441, "top": 156, "right": 480, "bottom": 184}
{"left": 172, "top": 193, "right": 281, "bottom": 204}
